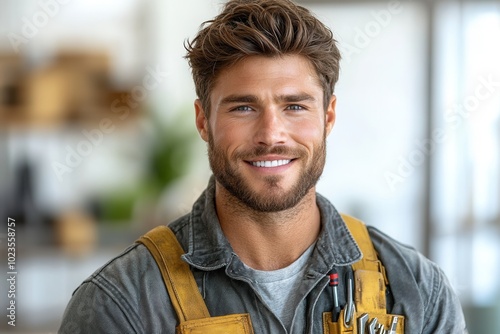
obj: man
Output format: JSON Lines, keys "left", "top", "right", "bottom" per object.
{"left": 59, "top": 0, "right": 467, "bottom": 333}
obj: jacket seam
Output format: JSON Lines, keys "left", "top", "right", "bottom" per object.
{"left": 91, "top": 274, "right": 144, "bottom": 333}
{"left": 421, "top": 262, "right": 441, "bottom": 331}
{"left": 89, "top": 243, "right": 141, "bottom": 280}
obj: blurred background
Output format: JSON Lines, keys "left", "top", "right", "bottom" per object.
{"left": 0, "top": 0, "right": 499, "bottom": 332}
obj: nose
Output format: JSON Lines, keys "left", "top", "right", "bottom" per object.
{"left": 253, "top": 108, "right": 287, "bottom": 146}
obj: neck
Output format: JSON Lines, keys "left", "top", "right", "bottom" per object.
{"left": 215, "top": 182, "right": 321, "bottom": 271}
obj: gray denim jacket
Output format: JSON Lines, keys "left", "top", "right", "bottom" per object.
{"left": 59, "top": 178, "right": 467, "bottom": 333}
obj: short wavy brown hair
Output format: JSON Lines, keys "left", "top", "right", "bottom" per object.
{"left": 185, "top": 0, "right": 341, "bottom": 116}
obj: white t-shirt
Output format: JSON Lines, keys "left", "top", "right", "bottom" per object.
{"left": 243, "top": 243, "right": 316, "bottom": 331}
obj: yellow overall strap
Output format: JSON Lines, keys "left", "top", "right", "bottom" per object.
{"left": 137, "top": 226, "right": 211, "bottom": 322}
{"left": 341, "top": 214, "right": 388, "bottom": 314}
{"left": 137, "top": 226, "right": 254, "bottom": 334}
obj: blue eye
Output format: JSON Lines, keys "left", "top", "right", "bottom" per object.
{"left": 286, "top": 105, "right": 304, "bottom": 111}
{"left": 232, "top": 106, "right": 253, "bottom": 112}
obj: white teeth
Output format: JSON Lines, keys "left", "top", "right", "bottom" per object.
{"left": 252, "top": 159, "right": 291, "bottom": 168}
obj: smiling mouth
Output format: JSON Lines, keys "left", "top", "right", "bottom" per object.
{"left": 251, "top": 159, "right": 292, "bottom": 168}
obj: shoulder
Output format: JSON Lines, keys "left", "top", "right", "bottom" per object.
{"left": 367, "top": 226, "right": 436, "bottom": 280}
{"left": 367, "top": 225, "right": 446, "bottom": 301}
{"left": 86, "top": 213, "right": 191, "bottom": 296}
{"left": 367, "top": 226, "right": 467, "bottom": 333}
{"left": 60, "top": 236, "right": 178, "bottom": 333}
{"left": 89, "top": 243, "right": 163, "bottom": 298}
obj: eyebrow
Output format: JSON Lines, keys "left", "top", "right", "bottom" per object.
{"left": 220, "top": 94, "right": 258, "bottom": 105}
{"left": 219, "top": 93, "right": 317, "bottom": 105}
{"left": 277, "top": 93, "right": 317, "bottom": 103}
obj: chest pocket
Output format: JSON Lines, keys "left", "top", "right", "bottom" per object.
{"left": 322, "top": 215, "right": 405, "bottom": 334}
{"left": 137, "top": 214, "right": 405, "bottom": 334}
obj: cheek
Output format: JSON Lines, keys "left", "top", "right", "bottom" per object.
{"left": 289, "top": 119, "right": 325, "bottom": 146}
{"left": 211, "top": 119, "right": 251, "bottom": 150}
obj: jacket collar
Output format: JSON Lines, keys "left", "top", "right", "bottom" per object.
{"left": 182, "top": 176, "right": 361, "bottom": 272}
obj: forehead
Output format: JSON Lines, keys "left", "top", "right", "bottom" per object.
{"left": 210, "top": 55, "right": 323, "bottom": 103}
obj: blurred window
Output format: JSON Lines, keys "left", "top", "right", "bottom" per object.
{"left": 432, "top": 1, "right": 500, "bottom": 306}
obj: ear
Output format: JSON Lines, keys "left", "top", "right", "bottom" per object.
{"left": 195, "top": 99, "right": 209, "bottom": 142}
{"left": 325, "top": 94, "right": 336, "bottom": 136}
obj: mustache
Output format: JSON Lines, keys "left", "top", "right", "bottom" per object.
{"left": 234, "top": 145, "right": 305, "bottom": 160}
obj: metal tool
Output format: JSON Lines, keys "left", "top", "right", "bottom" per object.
{"left": 388, "top": 316, "right": 398, "bottom": 334}
{"left": 367, "top": 318, "right": 378, "bottom": 334}
{"left": 357, "top": 313, "right": 369, "bottom": 334}
{"left": 343, "top": 270, "right": 356, "bottom": 328}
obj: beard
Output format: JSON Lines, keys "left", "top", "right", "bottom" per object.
{"left": 207, "top": 130, "right": 327, "bottom": 213}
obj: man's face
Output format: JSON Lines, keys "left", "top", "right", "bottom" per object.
{"left": 195, "top": 55, "right": 336, "bottom": 212}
